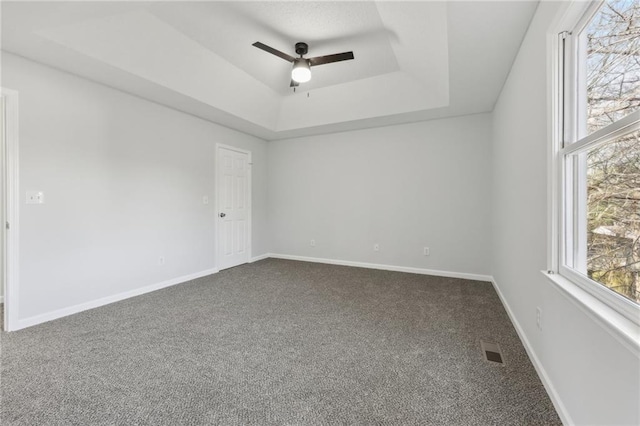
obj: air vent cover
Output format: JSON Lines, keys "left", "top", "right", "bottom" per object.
{"left": 481, "top": 341, "right": 505, "bottom": 365}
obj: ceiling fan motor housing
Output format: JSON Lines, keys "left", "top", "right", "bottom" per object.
{"left": 295, "top": 42, "right": 308, "bottom": 56}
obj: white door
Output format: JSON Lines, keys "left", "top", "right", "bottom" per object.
{"left": 217, "top": 146, "right": 250, "bottom": 270}
{"left": 0, "top": 97, "right": 4, "bottom": 308}
{"left": 1, "top": 88, "right": 17, "bottom": 331}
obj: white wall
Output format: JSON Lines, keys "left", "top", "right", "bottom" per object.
{"left": 1, "top": 52, "right": 269, "bottom": 322}
{"left": 491, "top": 3, "right": 639, "bottom": 425}
{"left": 268, "top": 114, "right": 492, "bottom": 277}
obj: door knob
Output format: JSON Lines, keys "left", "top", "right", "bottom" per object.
{"left": 219, "top": 212, "right": 226, "bottom": 218}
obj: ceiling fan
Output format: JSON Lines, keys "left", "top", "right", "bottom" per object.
{"left": 252, "top": 41, "right": 354, "bottom": 88}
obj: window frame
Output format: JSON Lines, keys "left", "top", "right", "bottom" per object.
{"left": 553, "top": 0, "right": 640, "bottom": 326}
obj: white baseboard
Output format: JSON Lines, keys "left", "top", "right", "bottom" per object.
{"left": 250, "top": 253, "right": 270, "bottom": 263}
{"left": 269, "top": 253, "right": 492, "bottom": 282}
{"left": 13, "top": 268, "right": 219, "bottom": 331}
{"left": 490, "top": 277, "right": 573, "bottom": 426}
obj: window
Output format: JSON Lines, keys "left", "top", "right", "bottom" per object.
{"left": 558, "top": 0, "right": 640, "bottom": 322}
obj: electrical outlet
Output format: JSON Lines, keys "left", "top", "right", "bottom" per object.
{"left": 374, "top": 243, "right": 380, "bottom": 251}
{"left": 536, "top": 307, "right": 542, "bottom": 330}
{"left": 158, "top": 256, "right": 165, "bottom": 266}
{"left": 423, "top": 247, "right": 430, "bottom": 256}
{"left": 26, "top": 191, "right": 44, "bottom": 204}
{"left": 310, "top": 239, "right": 316, "bottom": 247}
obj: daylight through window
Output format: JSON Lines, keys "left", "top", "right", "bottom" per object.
{"left": 560, "top": 0, "right": 640, "bottom": 312}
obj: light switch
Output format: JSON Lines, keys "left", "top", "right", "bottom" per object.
{"left": 202, "top": 196, "right": 209, "bottom": 205}
{"left": 26, "top": 191, "right": 44, "bottom": 204}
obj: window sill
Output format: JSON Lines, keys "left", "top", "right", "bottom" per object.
{"left": 541, "top": 271, "right": 640, "bottom": 357}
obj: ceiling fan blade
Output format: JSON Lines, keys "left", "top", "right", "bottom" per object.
{"left": 308, "top": 51, "right": 354, "bottom": 67}
{"left": 290, "top": 79, "right": 299, "bottom": 88}
{"left": 252, "top": 42, "right": 295, "bottom": 62}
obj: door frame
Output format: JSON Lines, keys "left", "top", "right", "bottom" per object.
{"left": 2, "top": 87, "right": 20, "bottom": 331}
{"left": 215, "top": 143, "right": 252, "bottom": 270}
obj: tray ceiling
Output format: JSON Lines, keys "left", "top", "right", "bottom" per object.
{"left": 1, "top": 1, "right": 539, "bottom": 140}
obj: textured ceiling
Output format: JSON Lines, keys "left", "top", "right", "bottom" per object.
{"left": 0, "top": 1, "right": 539, "bottom": 140}
{"left": 150, "top": 2, "right": 401, "bottom": 94}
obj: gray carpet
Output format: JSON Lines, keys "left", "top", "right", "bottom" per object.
{"left": 1, "top": 259, "right": 560, "bottom": 425}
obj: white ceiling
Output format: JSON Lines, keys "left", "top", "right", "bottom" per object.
{"left": 1, "top": 1, "right": 539, "bottom": 140}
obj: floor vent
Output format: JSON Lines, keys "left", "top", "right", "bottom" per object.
{"left": 481, "top": 341, "right": 505, "bottom": 365}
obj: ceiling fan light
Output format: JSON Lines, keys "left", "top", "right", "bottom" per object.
{"left": 292, "top": 59, "right": 311, "bottom": 83}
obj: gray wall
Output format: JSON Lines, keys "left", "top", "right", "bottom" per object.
{"left": 268, "top": 114, "right": 492, "bottom": 276}
{"left": 2, "top": 52, "right": 269, "bottom": 321}
{"left": 491, "top": 2, "right": 639, "bottom": 425}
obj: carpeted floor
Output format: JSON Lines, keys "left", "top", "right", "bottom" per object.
{"left": 0, "top": 259, "right": 560, "bottom": 425}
